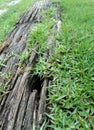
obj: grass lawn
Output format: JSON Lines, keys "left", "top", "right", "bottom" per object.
{"left": 0, "top": 0, "right": 35, "bottom": 44}
{"left": 0, "top": 0, "right": 12, "bottom": 9}
{"left": 45, "top": 0, "right": 94, "bottom": 129}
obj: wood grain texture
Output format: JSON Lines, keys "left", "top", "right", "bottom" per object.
{"left": 0, "top": 0, "right": 61, "bottom": 129}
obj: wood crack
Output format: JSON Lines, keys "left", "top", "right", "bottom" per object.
{"left": 0, "top": 0, "right": 61, "bottom": 129}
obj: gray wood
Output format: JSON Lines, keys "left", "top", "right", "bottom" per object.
{"left": 0, "top": 0, "right": 61, "bottom": 129}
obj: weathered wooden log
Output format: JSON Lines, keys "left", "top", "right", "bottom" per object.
{"left": 37, "top": 79, "right": 49, "bottom": 128}
{"left": 0, "top": 45, "right": 38, "bottom": 130}
{"left": 0, "top": 0, "right": 61, "bottom": 130}
{"left": 20, "top": 90, "right": 37, "bottom": 130}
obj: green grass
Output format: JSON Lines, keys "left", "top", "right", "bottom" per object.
{"left": 0, "top": 0, "right": 36, "bottom": 44}
{"left": 28, "top": 0, "right": 94, "bottom": 129}
{"left": 45, "top": 0, "right": 94, "bottom": 129}
{"left": 27, "top": 7, "right": 57, "bottom": 77}
{"left": 0, "top": 0, "right": 12, "bottom": 9}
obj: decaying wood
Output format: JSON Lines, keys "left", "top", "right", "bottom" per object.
{"left": 0, "top": 0, "right": 61, "bottom": 130}
{"left": 0, "top": 46, "right": 38, "bottom": 130}
{"left": 37, "top": 79, "right": 48, "bottom": 128}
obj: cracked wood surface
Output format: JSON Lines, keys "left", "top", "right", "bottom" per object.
{"left": 0, "top": 0, "right": 61, "bottom": 129}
